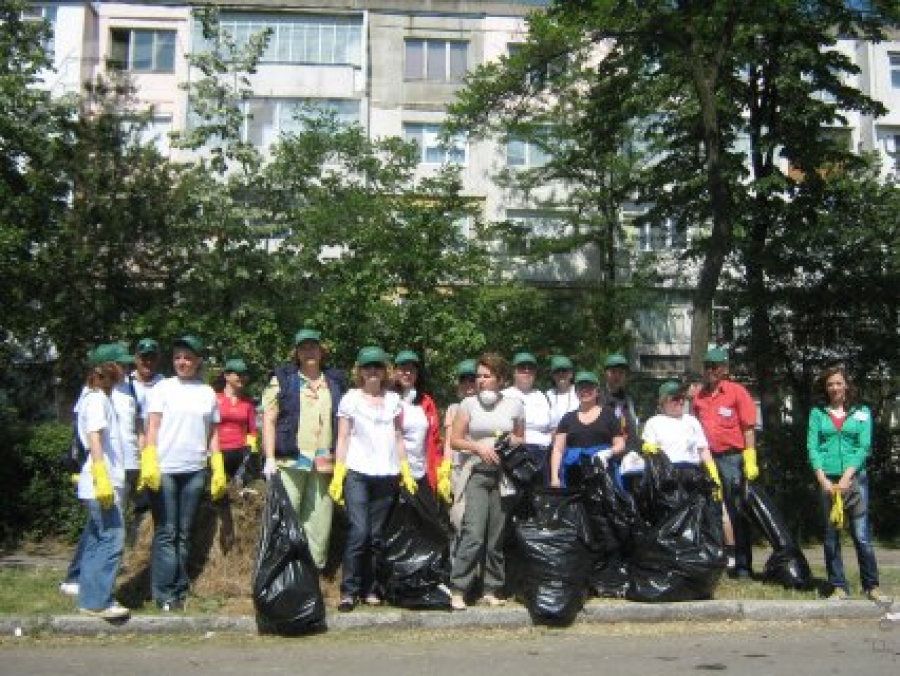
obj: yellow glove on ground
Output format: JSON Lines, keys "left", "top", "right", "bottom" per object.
{"left": 704, "top": 460, "right": 723, "bottom": 502}
{"left": 328, "top": 462, "right": 348, "bottom": 506}
{"left": 246, "top": 434, "right": 258, "bottom": 453}
{"left": 137, "top": 445, "right": 161, "bottom": 492}
{"left": 830, "top": 491, "right": 845, "bottom": 529}
{"left": 399, "top": 459, "right": 418, "bottom": 494}
{"left": 642, "top": 441, "right": 660, "bottom": 455}
{"left": 436, "top": 459, "right": 453, "bottom": 505}
{"left": 210, "top": 452, "right": 227, "bottom": 501}
{"left": 91, "top": 461, "right": 115, "bottom": 509}
{"left": 742, "top": 447, "right": 759, "bottom": 481}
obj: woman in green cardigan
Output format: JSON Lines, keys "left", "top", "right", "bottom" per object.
{"left": 807, "top": 365, "right": 888, "bottom": 602}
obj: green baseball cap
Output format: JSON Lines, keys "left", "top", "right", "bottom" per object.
{"left": 456, "top": 359, "right": 477, "bottom": 377}
{"left": 136, "top": 338, "right": 159, "bottom": 355}
{"left": 356, "top": 345, "right": 390, "bottom": 366}
{"left": 658, "top": 380, "right": 685, "bottom": 400}
{"left": 703, "top": 347, "right": 729, "bottom": 364}
{"left": 574, "top": 370, "right": 600, "bottom": 386}
{"left": 604, "top": 354, "right": 630, "bottom": 369}
{"left": 224, "top": 358, "right": 248, "bottom": 373}
{"left": 294, "top": 328, "right": 322, "bottom": 345}
{"left": 549, "top": 355, "right": 574, "bottom": 371}
{"left": 512, "top": 351, "right": 538, "bottom": 367}
{"left": 112, "top": 343, "right": 135, "bottom": 364}
{"left": 395, "top": 350, "right": 420, "bottom": 365}
{"left": 89, "top": 343, "right": 122, "bottom": 368}
{"left": 173, "top": 335, "right": 203, "bottom": 355}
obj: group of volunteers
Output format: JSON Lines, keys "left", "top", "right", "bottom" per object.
{"left": 61, "top": 328, "right": 889, "bottom": 620}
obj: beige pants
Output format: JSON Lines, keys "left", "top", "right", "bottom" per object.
{"left": 278, "top": 466, "right": 334, "bottom": 570}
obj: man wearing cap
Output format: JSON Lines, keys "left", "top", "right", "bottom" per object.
{"left": 439, "top": 359, "right": 479, "bottom": 513}
{"left": 692, "top": 347, "right": 758, "bottom": 578}
{"left": 546, "top": 355, "right": 578, "bottom": 431}
{"left": 502, "top": 351, "right": 554, "bottom": 486}
{"left": 261, "top": 328, "right": 346, "bottom": 570}
{"left": 599, "top": 354, "right": 641, "bottom": 453}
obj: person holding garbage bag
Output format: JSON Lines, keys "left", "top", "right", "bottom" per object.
{"left": 691, "top": 348, "right": 757, "bottom": 579}
{"left": 328, "top": 346, "right": 417, "bottom": 612}
{"left": 808, "top": 365, "right": 890, "bottom": 603}
{"left": 448, "top": 352, "right": 525, "bottom": 611}
{"left": 549, "top": 371, "right": 624, "bottom": 488}
{"left": 393, "top": 350, "right": 442, "bottom": 493}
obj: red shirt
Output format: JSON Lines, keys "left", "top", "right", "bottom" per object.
{"left": 216, "top": 392, "right": 258, "bottom": 452}
{"left": 692, "top": 380, "right": 756, "bottom": 454}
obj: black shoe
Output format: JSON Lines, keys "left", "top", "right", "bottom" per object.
{"left": 157, "top": 599, "right": 185, "bottom": 612}
{"left": 728, "top": 568, "right": 752, "bottom": 580}
{"left": 338, "top": 596, "right": 356, "bottom": 613}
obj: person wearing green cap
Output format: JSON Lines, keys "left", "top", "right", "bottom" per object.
{"left": 440, "top": 359, "right": 479, "bottom": 512}
{"left": 546, "top": 355, "right": 578, "bottom": 431}
{"left": 503, "top": 351, "right": 553, "bottom": 485}
{"left": 216, "top": 358, "right": 258, "bottom": 480}
{"left": 140, "top": 335, "right": 222, "bottom": 611}
{"left": 549, "top": 371, "right": 624, "bottom": 488}
{"left": 692, "top": 347, "right": 758, "bottom": 579}
{"left": 641, "top": 381, "right": 722, "bottom": 501}
{"left": 261, "top": 328, "right": 346, "bottom": 571}
{"left": 329, "top": 346, "right": 417, "bottom": 612}
{"left": 392, "top": 350, "right": 442, "bottom": 495}
{"left": 70, "top": 345, "right": 130, "bottom": 619}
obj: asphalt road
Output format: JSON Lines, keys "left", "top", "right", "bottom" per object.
{"left": 1, "top": 620, "right": 898, "bottom": 676}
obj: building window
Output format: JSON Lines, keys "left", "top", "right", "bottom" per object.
{"left": 890, "top": 52, "right": 900, "bottom": 89}
{"left": 507, "top": 136, "right": 550, "bottom": 168}
{"left": 637, "top": 218, "right": 687, "bottom": 252}
{"left": 21, "top": 4, "right": 57, "bottom": 58}
{"left": 124, "top": 115, "right": 173, "bottom": 155}
{"left": 110, "top": 29, "right": 176, "bottom": 73}
{"left": 404, "top": 39, "right": 468, "bottom": 82}
{"left": 504, "top": 210, "right": 569, "bottom": 257}
{"left": 883, "top": 132, "right": 900, "bottom": 175}
{"left": 242, "top": 98, "right": 360, "bottom": 148}
{"left": 403, "top": 123, "right": 467, "bottom": 165}
{"left": 200, "top": 14, "right": 363, "bottom": 66}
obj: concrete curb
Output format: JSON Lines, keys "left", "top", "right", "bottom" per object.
{"left": 0, "top": 600, "right": 889, "bottom": 637}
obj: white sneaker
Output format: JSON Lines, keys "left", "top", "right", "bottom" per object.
{"left": 59, "top": 582, "right": 79, "bottom": 596}
{"left": 79, "top": 604, "right": 130, "bottom": 620}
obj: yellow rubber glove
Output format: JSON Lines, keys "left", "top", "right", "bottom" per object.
{"left": 642, "top": 441, "right": 660, "bottom": 455}
{"left": 742, "top": 447, "right": 759, "bottom": 481}
{"left": 328, "top": 461, "right": 348, "bottom": 506}
{"left": 436, "top": 459, "right": 453, "bottom": 505}
{"left": 91, "top": 461, "right": 115, "bottom": 509}
{"left": 246, "top": 434, "right": 258, "bottom": 453}
{"left": 399, "top": 459, "right": 418, "bottom": 495}
{"left": 704, "top": 460, "right": 723, "bottom": 502}
{"left": 210, "top": 452, "right": 227, "bottom": 501}
{"left": 137, "top": 445, "right": 161, "bottom": 492}
{"left": 830, "top": 491, "right": 845, "bottom": 529}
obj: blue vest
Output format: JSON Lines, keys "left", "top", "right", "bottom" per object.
{"left": 273, "top": 364, "right": 346, "bottom": 458}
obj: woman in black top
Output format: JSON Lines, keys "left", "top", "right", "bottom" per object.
{"left": 550, "top": 371, "right": 624, "bottom": 488}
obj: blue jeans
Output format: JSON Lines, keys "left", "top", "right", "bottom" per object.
{"left": 821, "top": 472, "right": 879, "bottom": 593}
{"left": 714, "top": 452, "right": 754, "bottom": 573}
{"left": 77, "top": 497, "right": 125, "bottom": 610}
{"left": 149, "top": 470, "right": 207, "bottom": 603}
{"left": 340, "top": 470, "right": 398, "bottom": 598}
{"left": 64, "top": 525, "right": 88, "bottom": 583}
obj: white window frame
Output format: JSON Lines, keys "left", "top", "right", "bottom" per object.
{"left": 506, "top": 134, "right": 550, "bottom": 168}
{"left": 889, "top": 52, "right": 900, "bottom": 90}
{"left": 241, "top": 98, "right": 360, "bottom": 148}
{"left": 637, "top": 218, "right": 688, "bottom": 253}
{"left": 504, "top": 209, "right": 570, "bottom": 257}
{"left": 403, "top": 123, "right": 467, "bottom": 165}
{"left": 404, "top": 39, "right": 468, "bottom": 82}
{"left": 109, "top": 28, "right": 177, "bottom": 73}
{"left": 21, "top": 4, "right": 56, "bottom": 58}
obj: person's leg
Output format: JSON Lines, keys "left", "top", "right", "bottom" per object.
{"left": 77, "top": 499, "right": 125, "bottom": 611}
{"left": 122, "top": 469, "right": 141, "bottom": 548}
{"left": 821, "top": 485, "right": 848, "bottom": 594}
{"left": 172, "top": 470, "right": 207, "bottom": 602}
{"left": 364, "top": 475, "right": 398, "bottom": 599}
{"left": 481, "top": 473, "right": 508, "bottom": 597}
{"left": 63, "top": 515, "right": 89, "bottom": 586}
{"left": 298, "top": 470, "right": 335, "bottom": 571}
{"left": 716, "top": 454, "right": 751, "bottom": 575}
{"left": 150, "top": 473, "right": 180, "bottom": 604}
{"left": 341, "top": 470, "right": 370, "bottom": 599}
{"left": 449, "top": 471, "right": 490, "bottom": 596}
{"left": 847, "top": 474, "right": 880, "bottom": 594}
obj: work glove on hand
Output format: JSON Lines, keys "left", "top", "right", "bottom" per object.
{"left": 704, "top": 459, "right": 723, "bottom": 502}
{"left": 262, "top": 456, "right": 278, "bottom": 479}
{"left": 436, "top": 459, "right": 453, "bottom": 505}
{"left": 742, "top": 447, "right": 760, "bottom": 482}
{"left": 246, "top": 434, "right": 258, "bottom": 453}
{"left": 594, "top": 449, "right": 614, "bottom": 467}
{"left": 328, "top": 461, "right": 348, "bottom": 506}
{"left": 91, "top": 461, "right": 115, "bottom": 510}
{"left": 830, "top": 491, "right": 845, "bottom": 529}
{"left": 210, "top": 452, "right": 227, "bottom": 501}
{"left": 641, "top": 441, "right": 660, "bottom": 455}
{"left": 399, "top": 459, "right": 418, "bottom": 495}
{"left": 137, "top": 445, "right": 161, "bottom": 492}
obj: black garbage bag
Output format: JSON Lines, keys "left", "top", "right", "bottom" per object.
{"left": 744, "top": 482, "right": 812, "bottom": 589}
{"left": 513, "top": 488, "right": 594, "bottom": 626}
{"left": 252, "top": 474, "right": 326, "bottom": 635}
{"left": 581, "top": 456, "right": 645, "bottom": 553}
{"left": 377, "top": 486, "right": 452, "bottom": 610}
{"left": 626, "top": 494, "right": 726, "bottom": 602}
{"left": 495, "top": 433, "right": 542, "bottom": 489}
{"left": 631, "top": 452, "right": 693, "bottom": 525}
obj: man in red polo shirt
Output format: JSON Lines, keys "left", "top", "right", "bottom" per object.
{"left": 692, "top": 347, "right": 759, "bottom": 579}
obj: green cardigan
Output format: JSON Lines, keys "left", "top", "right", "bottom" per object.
{"left": 807, "top": 405, "right": 872, "bottom": 477}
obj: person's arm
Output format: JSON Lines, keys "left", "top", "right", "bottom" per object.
{"left": 450, "top": 407, "right": 499, "bottom": 465}
{"left": 144, "top": 412, "right": 161, "bottom": 448}
{"left": 394, "top": 412, "right": 408, "bottom": 463}
{"left": 838, "top": 406, "right": 872, "bottom": 493}
{"left": 807, "top": 408, "right": 833, "bottom": 494}
{"left": 334, "top": 416, "right": 351, "bottom": 465}
{"left": 442, "top": 406, "right": 457, "bottom": 463}
{"left": 549, "top": 431, "right": 567, "bottom": 488}
{"left": 611, "top": 434, "right": 626, "bottom": 456}
{"left": 510, "top": 416, "right": 525, "bottom": 448}
{"left": 207, "top": 423, "right": 220, "bottom": 454}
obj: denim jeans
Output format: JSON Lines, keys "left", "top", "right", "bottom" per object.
{"left": 340, "top": 470, "right": 398, "bottom": 598}
{"left": 64, "top": 524, "right": 88, "bottom": 584}
{"left": 149, "top": 470, "right": 207, "bottom": 603}
{"left": 714, "top": 452, "right": 753, "bottom": 573}
{"left": 821, "top": 472, "right": 880, "bottom": 593}
{"left": 77, "top": 494, "right": 125, "bottom": 611}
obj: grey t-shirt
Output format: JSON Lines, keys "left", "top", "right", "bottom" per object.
{"left": 459, "top": 394, "right": 525, "bottom": 447}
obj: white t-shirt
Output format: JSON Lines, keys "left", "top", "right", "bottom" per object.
{"left": 502, "top": 387, "right": 553, "bottom": 447}
{"left": 77, "top": 389, "right": 125, "bottom": 501}
{"left": 338, "top": 389, "right": 402, "bottom": 477}
{"left": 546, "top": 386, "right": 578, "bottom": 431}
{"left": 112, "top": 380, "right": 139, "bottom": 471}
{"left": 148, "top": 377, "right": 220, "bottom": 473}
{"left": 131, "top": 372, "right": 164, "bottom": 425}
{"left": 641, "top": 413, "right": 709, "bottom": 466}
{"left": 400, "top": 398, "right": 429, "bottom": 480}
